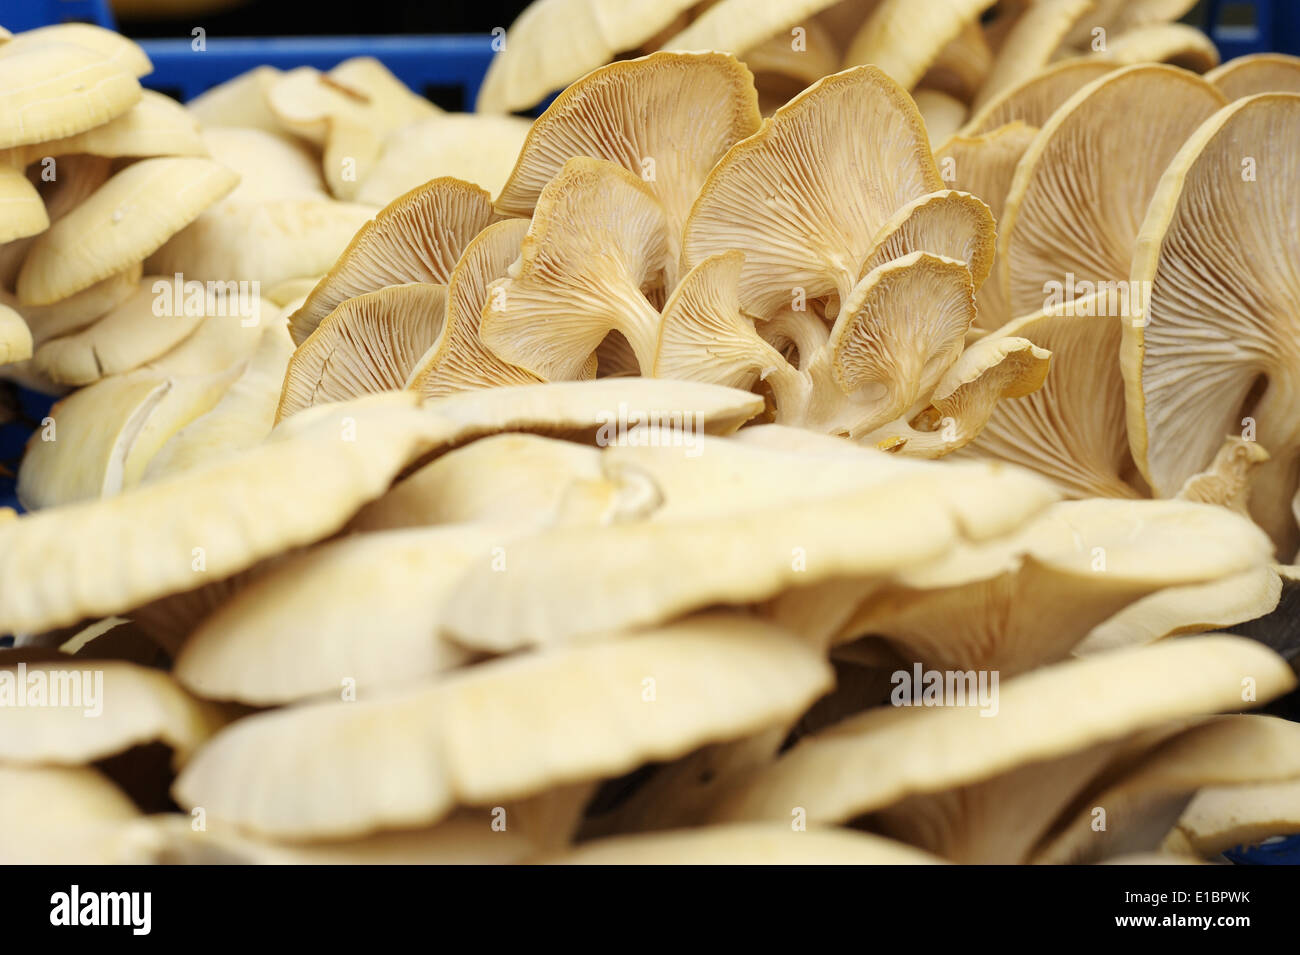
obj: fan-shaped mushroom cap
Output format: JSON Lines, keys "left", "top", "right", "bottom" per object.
{"left": 148, "top": 197, "right": 377, "bottom": 292}
{"left": 268, "top": 59, "right": 439, "bottom": 201}
{"left": 1030, "top": 715, "right": 1300, "bottom": 864}
{"left": 358, "top": 114, "right": 532, "bottom": 206}
{"left": 0, "top": 392, "right": 445, "bottom": 634}
{"left": 1065, "top": 0, "right": 1199, "bottom": 48}
{"left": 184, "top": 66, "right": 283, "bottom": 135}
{"left": 16, "top": 157, "right": 238, "bottom": 306}
{"left": 710, "top": 635, "right": 1296, "bottom": 825}
{"left": 863, "top": 333, "right": 1051, "bottom": 456}
{"left": 1206, "top": 53, "right": 1300, "bottom": 99}
{"left": 142, "top": 321, "right": 294, "bottom": 482}
{"left": 683, "top": 66, "right": 942, "bottom": 318}
{"left": 481, "top": 157, "right": 669, "bottom": 378}
{"left": 0, "top": 163, "right": 47, "bottom": 242}
{"left": 972, "top": 0, "right": 1092, "bottom": 111}
{"left": 1078, "top": 564, "right": 1282, "bottom": 653}
{"left": 842, "top": 0, "right": 997, "bottom": 89}
{"left": 16, "top": 365, "right": 243, "bottom": 509}
{"left": 495, "top": 52, "right": 760, "bottom": 274}
{"left": 288, "top": 177, "right": 497, "bottom": 345}
{"left": 836, "top": 497, "right": 1274, "bottom": 675}
{"left": 914, "top": 89, "right": 968, "bottom": 147}
{"left": 1168, "top": 777, "right": 1300, "bottom": 858}
{"left": 15, "top": 265, "right": 142, "bottom": 346}
{"left": 31, "top": 276, "right": 206, "bottom": 386}
{"left": 0, "top": 42, "right": 141, "bottom": 150}
{"left": 424, "top": 377, "right": 763, "bottom": 446}
{"left": 441, "top": 449, "right": 1055, "bottom": 652}
{"left": 407, "top": 218, "right": 541, "bottom": 400}
{"left": 0, "top": 90, "right": 205, "bottom": 167}
{"left": 1, "top": 23, "right": 152, "bottom": 77}
{"left": 0, "top": 301, "right": 31, "bottom": 365}
{"left": 653, "top": 250, "right": 785, "bottom": 391}
{"left": 475, "top": 0, "right": 701, "bottom": 114}
{"left": 963, "top": 58, "right": 1115, "bottom": 134}
{"left": 544, "top": 824, "right": 943, "bottom": 864}
{"left": 661, "top": 0, "right": 844, "bottom": 70}
{"left": 999, "top": 65, "right": 1226, "bottom": 318}
{"left": 1097, "top": 23, "right": 1220, "bottom": 73}
{"left": 858, "top": 190, "right": 996, "bottom": 292}
{"left": 348, "top": 433, "right": 603, "bottom": 533}
{"left": 173, "top": 612, "right": 832, "bottom": 840}
{"left": 0, "top": 659, "right": 224, "bottom": 766}
{"left": 962, "top": 293, "right": 1139, "bottom": 497}
{"left": 0, "top": 765, "right": 145, "bottom": 864}
{"left": 277, "top": 283, "right": 447, "bottom": 421}
{"left": 173, "top": 523, "right": 511, "bottom": 704}
{"left": 1123, "top": 93, "right": 1300, "bottom": 554}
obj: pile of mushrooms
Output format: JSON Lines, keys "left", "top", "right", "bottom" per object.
{"left": 2, "top": 6, "right": 1300, "bottom": 865}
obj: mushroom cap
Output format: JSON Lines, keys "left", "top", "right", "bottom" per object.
{"left": 0, "top": 41, "right": 141, "bottom": 150}
{"left": 479, "top": 157, "right": 670, "bottom": 379}
{"left": 837, "top": 496, "right": 1274, "bottom": 675}
{"left": 660, "top": 0, "right": 845, "bottom": 70}
{"left": 148, "top": 197, "right": 377, "bottom": 291}
{"left": 825, "top": 252, "right": 978, "bottom": 436}
{"left": 184, "top": 65, "right": 283, "bottom": 135}
{"left": 857, "top": 189, "right": 996, "bottom": 292}
{"left": 543, "top": 824, "right": 943, "bottom": 864}
{"left": 1123, "top": 93, "right": 1300, "bottom": 553}
{"left": 0, "top": 659, "right": 224, "bottom": 767}
{"left": 933, "top": 122, "right": 1038, "bottom": 328}
{"left": 358, "top": 113, "right": 532, "bottom": 206}
{"left": 0, "top": 162, "right": 48, "bottom": 243}
{"left": 495, "top": 51, "right": 760, "bottom": 265}
{"left": 173, "top": 523, "right": 505, "bottom": 704}
{"left": 963, "top": 293, "right": 1141, "bottom": 498}
{"left": 999, "top": 64, "right": 1226, "bottom": 318}
{"left": 683, "top": 65, "right": 943, "bottom": 318}
{"left": 17, "top": 157, "right": 239, "bottom": 306}
{"left": 172, "top": 612, "right": 832, "bottom": 840}
{"left": 407, "top": 217, "right": 541, "bottom": 400}
{"left": 963, "top": 58, "right": 1116, "bottom": 134}
{"left": 15, "top": 366, "right": 243, "bottom": 509}
{"left": 918, "top": 21, "right": 993, "bottom": 103}
{"left": 0, "top": 301, "right": 32, "bottom": 366}
{"left": 652, "top": 250, "right": 786, "bottom": 391}
{"left": 0, "top": 90, "right": 206, "bottom": 167}
{"left": 1078, "top": 564, "right": 1282, "bottom": 654}
{"left": 142, "top": 320, "right": 295, "bottom": 482}
{"left": 287, "top": 177, "right": 497, "bottom": 345}
{"left": 1, "top": 23, "right": 152, "bottom": 77}
{"left": 277, "top": 282, "right": 447, "bottom": 421}
{"left": 970, "top": 0, "right": 1092, "bottom": 111}
{"left": 440, "top": 450, "right": 1055, "bottom": 651}
{"left": 348, "top": 432, "right": 603, "bottom": 533}
{"left": 16, "top": 264, "right": 142, "bottom": 346}
{"left": 0, "top": 765, "right": 145, "bottom": 864}
{"left": 1031, "top": 715, "right": 1300, "bottom": 864}
{"left": 0, "top": 392, "right": 445, "bottom": 634}
{"left": 1206, "top": 53, "right": 1300, "bottom": 100}
{"left": 1170, "top": 776, "right": 1300, "bottom": 858}
{"left": 710, "top": 634, "right": 1296, "bottom": 825}
{"left": 423, "top": 376, "right": 764, "bottom": 445}
{"left": 1096, "top": 22, "right": 1221, "bottom": 73}
{"left": 476, "top": 0, "right": 702, "bottom": 113}
{"left": 31, "top": 276, "right": 207, "bottom": 386}
{"left": 842, "top": 0, "right": 998, "bottom": 90}
{"left": 1065, "top": 0, "right": 1200, "bottom": 47}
